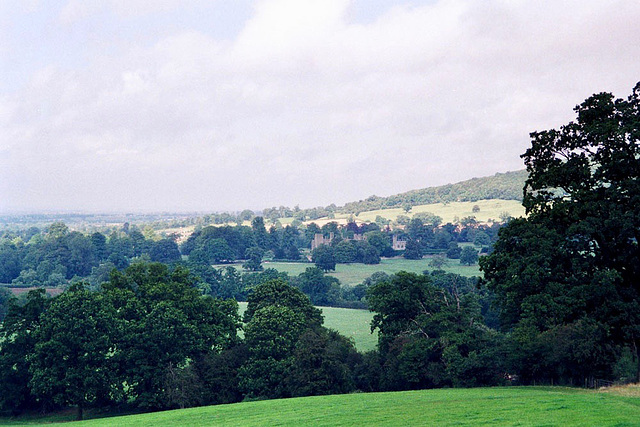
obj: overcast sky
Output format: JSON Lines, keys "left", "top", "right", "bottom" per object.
{"left": 1, "top": 0, "right": 639, "bottom": 213}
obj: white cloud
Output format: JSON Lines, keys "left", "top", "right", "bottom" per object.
{"left": 2, "top": 0, "right": 640, "bottom": 212}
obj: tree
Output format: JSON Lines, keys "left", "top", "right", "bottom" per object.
{"left": 312, "top": 245, "right": 336, "bottom": 272}
{"left": 239, "top": 209, "right": 255, "bottom": 222}
{"left": 473, "top": 231, "right": 491, "bottom": 247}
{"left": 365, "top": 231, "right": 393, "bottom": 257}
{"left": 149, "top": 239, "right": 181, "bottom": 264}
{"left": 481, "top": 82, "right": 640, "bottom": 383}
{"left": 460, "top": 246, "right": 478, "bottom": 265}
{"left": 333, "top": 240, "right": 358, "bottom": 263}
{"left": 243, "top": 247, "right": 264, "bottom": 271}
{"left": 285, "top": 328, "right": 358, "bottom": 397}
{"left": 239, "top": 280, "right": 323, "bottom": 399}
{"left": 0, "top": 287, "right": 11, "bottom": 322}
{"left": 105, "top": 263, "right": 240, "bottom": 409}
{"left": 208, "top": 238, "right": 235, "bottom": 263}
{"left": 359, "top": 242, "right": 381, "bottom": 265}
{"left": 0, "top": 289, "right": 48, "bottom": 413}
{"left": 446, "top": 242, "right": 462, "bottom": 259}
{"left": 251, "top": 217, "right": 269, "bottom": 250}
{"left": 28, "top": 284, "right": 120, "bottom": 420}
{"left": 403, "top": 238, "right": 423, "bottom": 260}
{"left": 429, "top": 254, "right": 446, "bottom": 269}
{"left": 367, "top": 272, "right": 504, "bottom": 390}
{"left": 0, "top": 242, "right": 21, "bottom": 283}
{"left": 243, "top": 279, "right": 322, "bottom": 327}
{"left": 294, "top": 267, "right": 340, "bottom": 306}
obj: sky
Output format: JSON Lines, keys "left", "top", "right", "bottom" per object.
{"left": 1, "top": 0, "right": 639, "bottom": 213}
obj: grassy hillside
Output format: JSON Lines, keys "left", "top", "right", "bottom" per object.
{"left": 5, "top": 386, "right": 637, "bottom": 426}
{"left": 261, "top": 170, "right": 528, "bottom": 224}
{"left": 340, "top": 170, "right": 528, "bottom": 213}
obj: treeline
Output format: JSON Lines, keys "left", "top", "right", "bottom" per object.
{"left": 0, "top": 262, "right": 501, "bottom": 420}
{"left": 0, "top": 222, "right": 183, "bottom": 288}
{"left": 0, "top": 218, "right": 305, "bottom": 289}
{"left": 0, "top": 214, "right": 501, "bottom": 306}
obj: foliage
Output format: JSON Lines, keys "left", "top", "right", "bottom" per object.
{"left": 481, "top": 82, "right": 640, "bottom": 384}
{"left": 239, "top": 280, "right": 358, "bottom": 399}
{"left": 28, "top": 284, "right": 120, "bottom": 420}
{"left": 0, "top": 289, "right": 48, "bottom": 413}
{"left": 459, "top": 246, "right": 479, "bottom": 265}
{"left": 312, "top": 245, "right": 336, "bottom": 272}
{"left": 0, "top": 287, "right": 11, "bottom": 323}
{"left": 367, "top": 272, "right": 505, "bottom": 390}
{"left": 0, "top": 263, "right": 241, "bottom": 417}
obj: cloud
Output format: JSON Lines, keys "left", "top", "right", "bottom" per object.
{"left": 2, "top": 0, "right": 640, "bottom": 212}
{"left": 58, "top": 0, "right": 201, "bottom": 25}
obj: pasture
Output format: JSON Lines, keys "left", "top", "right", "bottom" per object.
{"left": 237, "top": 302, "right": 376, "bottom": 352}
{"left": 264, "top": 257, "right": 481, "bottom": 286}
{"left": 4, "top": 386, "right": 637, "bottom": 426}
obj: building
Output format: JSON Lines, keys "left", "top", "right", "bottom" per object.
{"left": 392, "top": 234, "right": 407, "bottom": 251}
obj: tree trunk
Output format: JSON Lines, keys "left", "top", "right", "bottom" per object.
{"left": 634, "top": 339, "right": 640, "bottom": 383}
{"left": 77, "top": 403, "right": 83, "bottom": 421}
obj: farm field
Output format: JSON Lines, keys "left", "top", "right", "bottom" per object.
{"left": 154, "top": 199, "right": 525, "bottom": 236}
{"left": 333, "top": 198, "right": 525, "bottom": 225}
{"left": 270, "top": 199, "right": 525, "bottom": 228}
{"left": 237, "top": 302, "right": 376, "bottom": 352}
{"left": 264, "top": 257, "right": 481, "bottom": 286}
{"left": 3, "top": 386, "right": 637, "bottom": 426}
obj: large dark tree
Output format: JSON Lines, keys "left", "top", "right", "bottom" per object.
{"left": 312, "top": 245, "right": 336, "bottom": 272}
{"left": 28, "top": 284, "right": 120, "bottom": 421}
{"left": 481, "top": 82, "right": 640, "bottom": 383}
{"left": 0, "top": 290, "right": 48, "bottom": 414}
{"left": 367, "top": 272, "right": 504, "bottom": 390}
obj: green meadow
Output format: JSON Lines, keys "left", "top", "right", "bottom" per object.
{"left": 3, "top": 387, "right": 637, "bottom": 426}
{"left": 237, "top": 302, "right": 376, "bottom": 352}
{"left": 264, "top": 257, "right": 481, "bottom": 286}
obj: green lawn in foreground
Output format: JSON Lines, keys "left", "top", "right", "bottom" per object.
{"left": 264, "top": 257, "right": 481, "bottom": 286}
{"left": 237, "top": 302, "right": 376, "bottom": 352}
{"left": 5, "top": 387, "right": 637, "bottom": 426}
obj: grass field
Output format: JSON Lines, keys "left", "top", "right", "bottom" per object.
{"left": 237, "top": 302, "right": 376, "bottom": 352}
{"left": 263, "top": 257, "right": 481, "bottom": 286}
{"left": 3, "top": 386, "right": 637, "bottom": 426}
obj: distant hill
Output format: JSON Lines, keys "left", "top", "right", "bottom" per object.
{"left": 264, "top": 170, "right": 528, "bottom": 220}
{"left": 341, "top": 170, "right": 527, "bottom": 214}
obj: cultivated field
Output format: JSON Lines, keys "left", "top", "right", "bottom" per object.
{"left": 5, "top": 386, "right": 637, "bottom": 426}
{"left": 154, "top": 199, "right": 526, "bottom": 236}
{"left": 336, "top": 199, "right": 525, "bottom": 225}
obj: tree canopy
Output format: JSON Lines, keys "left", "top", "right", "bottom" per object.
{"left": 480, "top": 82, "right": 640, "bottom": 383}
